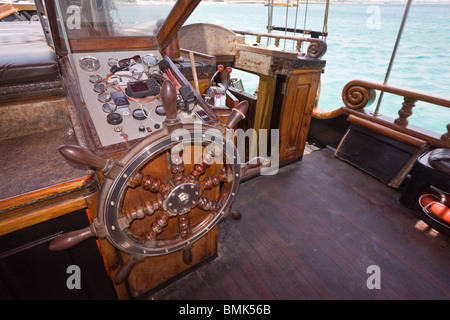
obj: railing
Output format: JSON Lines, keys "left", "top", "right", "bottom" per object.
{"left": 232, "top": 30, "right": 327, "bottom": 59}
{"left": 339, "top": 79, "right": 450, "bottom": 147}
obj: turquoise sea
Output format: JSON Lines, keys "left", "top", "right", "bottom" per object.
{"left": 184, "top": 2, "right": 450, "bottom": 134}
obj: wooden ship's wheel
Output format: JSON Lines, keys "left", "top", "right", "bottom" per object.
{"left": 49, "top": 80, "right": 269, "bottom": 284}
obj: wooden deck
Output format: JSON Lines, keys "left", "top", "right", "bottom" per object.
{"left": 147, "top": 148, "right": 450, "bottom": 300}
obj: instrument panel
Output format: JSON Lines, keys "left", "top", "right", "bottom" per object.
{"left": 72, "top": 50, "right": 208, "bottom": 147}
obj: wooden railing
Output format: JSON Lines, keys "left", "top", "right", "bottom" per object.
{"left": 232, "top": 30, "right": 327, "bottom": 59}
{"left": 338, "top": 79, "right": 450, "bottom": 147}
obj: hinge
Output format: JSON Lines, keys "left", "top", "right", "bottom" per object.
{"left": 281, "top": 81, "right": 289, "bottom": 96}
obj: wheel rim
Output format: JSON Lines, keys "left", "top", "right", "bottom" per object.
{"left": 98, "top": 127, "right": 241, "bottom": 256}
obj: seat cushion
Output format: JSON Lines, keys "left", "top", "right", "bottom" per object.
{"left": 0, "top": 21, "right": 60, "bottom": 84}
{"left": 429, "top": 148, "right": 450, "bottom": 176}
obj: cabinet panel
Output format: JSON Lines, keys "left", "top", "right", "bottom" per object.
{"left": 278, "top": 70, "right": 321, "bottom": 163}
{"left": 0, "top": 210, "right": 115, "bottom": 299}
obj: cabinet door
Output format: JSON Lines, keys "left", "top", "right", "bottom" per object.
{"left": 0, "top": 210, "right": 116, "bottom": 299}
{"left": 278, "top": 70, "right": 321, "bottom": 163}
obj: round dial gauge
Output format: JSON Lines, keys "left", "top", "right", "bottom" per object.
{"left": 142, "top": 54, "right": 158, "bottom": 67}
{"left": 108, "top": 58, "right": 118, "bottom": 67}
{"left": 102, "top": 102, "right": 117, "bottom": 113}
{"left": 89, "top": 74, "right": 103, "bottom": 84}
{"left": 79, "top": 56, "right": 100, "bottom": 72}
{"left": 98, "top": 92, "right": 111, "bottom": 103}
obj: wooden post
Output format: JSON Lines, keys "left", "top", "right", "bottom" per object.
{"left": 441, "top": 124, "right": 450, "bottom": 142}
{"left": 394, "top": 96, "right": 417, "bottom": 127}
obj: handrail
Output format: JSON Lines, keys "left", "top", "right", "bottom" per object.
{"left": 232, "top": 29, "right": 327, "bottom": 59}
{"left": 341, "top": 79, "right": 450, "bottom": 146}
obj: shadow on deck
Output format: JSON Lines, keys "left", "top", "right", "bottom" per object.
{"left": 147, "top": 149, "right": 450, "bottom": 300}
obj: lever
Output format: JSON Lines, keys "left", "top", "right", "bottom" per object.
{"left": 204, "top": 65, "right": 224, "bottom": 96}
{"left": 160, "top": 80, "right": 180, "bottom": 126}
{"left": 182, "top": 244, "right": 193, "bottom": 265}
{"left": 225, "top": 100, "right": 248, "bottom": 130}
{"left": 59, "top": 145, "right": 122, "bottom": 179}
{"left": 223, "top": 66, "right": 232, "bottom": 92}
{"left": 114, "top": 254, "right": 146, "bottom": 285}
{"left": 49, "top": 226, "right": 97, "bottom": 251}
{"left": 240, "top": 156, "right": 271, "bottom": 178}
{"left": 158, "top": 59, "right": 178, "bottom": 90}
{"left": 48, "top": 219, "right": 107, "bottom": 251}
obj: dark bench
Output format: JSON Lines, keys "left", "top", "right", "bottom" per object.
{"left": 0, "top": 21, "right": 63, "bottom": 102}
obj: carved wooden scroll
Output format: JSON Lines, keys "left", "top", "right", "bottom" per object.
{"left": 340, "top": 79, "right": 450, "bottom": 147}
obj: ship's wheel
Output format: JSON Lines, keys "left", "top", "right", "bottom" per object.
{"left": 49, "top": 80, "right": 269, "bottom": 284}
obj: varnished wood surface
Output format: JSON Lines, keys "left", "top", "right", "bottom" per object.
{"left": 147, "top": 149, "right": 450, "bottom": 299}
{"left": 278, "top": 69, "right": 321, "bottom": 164}
{"left": 341, "top": 79, "right": 450, "bottom": 147}
{"left": 347, "top": 114, "right": 426, "bottom": 148}
{"left": 116, "top": 149, "right": 222, "bottom": 298}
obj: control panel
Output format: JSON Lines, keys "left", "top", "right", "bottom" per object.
{"left": 72, "top": 51, "right": 210, "bottom": 147}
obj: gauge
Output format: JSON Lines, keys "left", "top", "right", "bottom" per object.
{"left": 108, "top": 58, "right": 118, "bottom": 67}
{"left": 107, "top": 113, "right": 123, "bottom": 125}
{"left": 79, "top": 56, "right": 100, "bottom": 72}
{"left": 93, "top": 83, "right": 106, "bottom": 93}
{"left": 102, "top": 102, "right": 117, "bottom": 113}
{"left": 142, "top": 54, "right": 158, "bottom": 67}
{"left": 89, "top": 74, "right": 103, "bottom": 84}
{"left": 132, "top": 108, "right": 148, "bottom": 121}
{"left": 98, "top": 92, "right": 111, "bottom": 103}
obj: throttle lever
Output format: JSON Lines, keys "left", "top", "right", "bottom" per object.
{"left": 160, "top": 80, "right": 180, "bottom": 129}
{"left": 225, "top": 100, "right": 248, "bottom": 130}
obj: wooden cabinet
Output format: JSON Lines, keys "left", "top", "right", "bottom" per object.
{"left": 277, "top": 69, "right": 322, "bottom": 164}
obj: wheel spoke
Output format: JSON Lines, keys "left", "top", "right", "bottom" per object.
{"left": 119, "top": 196, "right": 164, "bottom": 229}
{"left": 144, "top": 211, "right": 170, "bottom": 240}
{"left": 170, "top": 145, "right": 186, "bottom": 186}
{"left": 196, "top": 196, "right": 220, "bottom": 212}
{"left": 170, "top": 160, "right": 186, "bottom": 186}
{"left": 177, "top": 213, "right": 191, "bottom": 238}
{"left": 188, "top": 143, "right": 222, "bottom": 181}
{"left": 128, "top": 171, "right": 171, "bottom": 196}
{"left": 199, "top": 167, "right": 227, "bottom": 194}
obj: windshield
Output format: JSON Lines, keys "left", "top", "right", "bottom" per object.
{"left": 56, "top": 0, "right": 177, "bottom": 39}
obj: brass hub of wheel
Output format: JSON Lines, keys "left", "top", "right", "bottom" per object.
{"left": 166, "top": 183, "right": 200, "bottom": 215}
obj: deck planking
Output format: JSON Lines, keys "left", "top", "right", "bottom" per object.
{"left": 147, "top": 149, "right": 450, "bottom": 300}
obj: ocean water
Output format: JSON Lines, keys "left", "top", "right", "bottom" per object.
{"left": 185, "top": 2, "right": 450, "bottom": 134}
